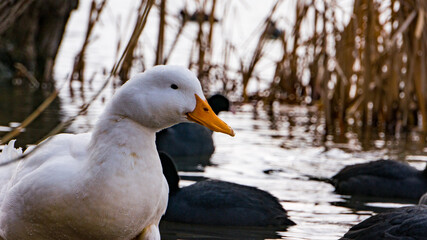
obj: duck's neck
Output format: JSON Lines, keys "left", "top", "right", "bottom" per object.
{"left": 78, "top": 114, "right": 166, "bottom": 236}
{"left": 88, "top": 113, "right": 157, "bottom": 169}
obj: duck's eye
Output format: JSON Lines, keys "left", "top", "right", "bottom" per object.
{"left": 170, "top": 84, "right": 178, "bottom": 90}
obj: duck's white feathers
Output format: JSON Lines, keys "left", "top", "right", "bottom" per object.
{"left": 0, "top": 120, "right": 168, "bottom": 239}
{"left": 0, "top": 65, "right": 211, "bottom": 240}
{"left": 0, "top": 140, "right": 22, "bottom": 205}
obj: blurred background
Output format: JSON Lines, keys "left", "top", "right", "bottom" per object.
{"left": 0, "top": 0, "right": 426, "bottom": 239}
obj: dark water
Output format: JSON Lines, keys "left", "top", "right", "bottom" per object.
{"left": 0, "top": 84, "right": 62, "bottom": 148}
{"left": 160, "top": 221, "right": 288, "bottom": 240}
{"left": 1, "top": 87, "right": 426, "bottom": 239}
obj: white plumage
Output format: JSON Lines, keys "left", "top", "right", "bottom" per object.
{"left": 0, "top": 65, "right": 234, "bottom": 240}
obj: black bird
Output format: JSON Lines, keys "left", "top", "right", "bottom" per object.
{"left": 265, "top": 19, "right": 284, "bottom": 40}
{"left": 156, "top": 94, "right": 230, "bottom": 170}
{"left": 159, "top": 152, "right": 296, "bottom": 227}
{"left": 341, "top": 193, "right": 427, "bottom": 240}
{"left": 180, "top": 9, "right": 219, "bottom": 23}
{"left": 331, "top": 159, "right": 427, "bottom": 200}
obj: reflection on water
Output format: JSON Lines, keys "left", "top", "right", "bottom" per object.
{"left": 0, "top": 84, "right": 62, "bottom": 148}
{"left": 332, "top": 195, "right": 417, "bottom": 214}
{"left": 1, "top": 84, "right": 427, "bottom": 239}
{"left": 160, "top": 221, "right": 286, "bottom": 240}
{"left": 169, "top": 155, "right": 213, "bottom": 172}
{"left": 191, "top": 104, "right": 427, "bottom": 239}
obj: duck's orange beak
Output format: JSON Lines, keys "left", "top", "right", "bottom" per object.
{"left": 186, "top": 94, "right": 235, "bottom": 136}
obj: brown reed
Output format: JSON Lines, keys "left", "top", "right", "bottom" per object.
{"left": 4, "top": 0, "right": 426, "bottom": 149}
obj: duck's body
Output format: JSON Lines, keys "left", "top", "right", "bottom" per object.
{"left": 0, "top": 66, "right": 234, "bottom": 240}
{"left": 1, "top": 127, "right": 167, "bottom": 239}
{"left": 159, "top": 152, "right": 295, "bottom": 227}
{"left": 332, "top": 159, "right": 427, "bottom": 199}
{"left": 341, "top": 194, "right": 427, "bottom": 240}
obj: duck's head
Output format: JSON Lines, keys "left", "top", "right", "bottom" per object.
{"left": 109, "top": 65, "right": 234, "bottom": 136}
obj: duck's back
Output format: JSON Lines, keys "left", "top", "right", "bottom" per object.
{"left": 0, "top": 133, "right": 94, "bottom": 239}
{"left": 341, "top": 205, "right": 427, "bottom": 240}
{"left": 164, "top": 180, "right": 295, "bottom": 227}
{"left": 0, "top": 140, "right": 23, "bottom": 205}
{"left": 332, "top": 160, "right": 427, "bottom": 199}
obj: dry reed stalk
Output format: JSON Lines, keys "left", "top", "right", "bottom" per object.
{"left": 361, "top": 0, "right": 374, "bottom": 132}
{"left": 277, "top": 1, "right": 310, "bottom": 104}
{"left": 412, "top": 5, "right": 427, "bottom": 132}
{"left": 266, "top": 34, "right": 287, "bottom": 106}
{"left": 163, "top": 14, "right": 187, "bottom": 64}
{"left": 217, "top": 41, "right": 239, "bottom": 95}
{"left": 184, "top": 0, "right": 218, "bottom": 91}
{"left": 195, "top": 1, "right": 207, "bottom": 86}
{"left": 240, "top": 1, "right": 282, "bottom": 102}
{"left": 117, "top": 0, "right": 155, "bottom": 81}
{"left": 15, "top": 63, "right": 40, "bottom": 88}
{"left": 207, "top": 0, "right": 217, "bottom": 52}
{"left": 71, "top": 0, "right": 107, "bottom": 84}
{"left": 155, "top": 0, "right": 166, "bottom": 65}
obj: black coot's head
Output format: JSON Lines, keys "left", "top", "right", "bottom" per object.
{"left": 207, "top": 94, "right": 230, "bottom": 115}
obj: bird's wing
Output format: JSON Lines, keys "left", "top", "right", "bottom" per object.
{"left": 2, "top": 133, "right": 91, "bottom": 197}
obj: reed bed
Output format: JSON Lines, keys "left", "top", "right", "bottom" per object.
{"left": 325, "top": 0, "right": 427, "bottom": 137}
{"left": 233, "top": 0, "right": 426, "bottom": 137}
{"left": 1, "top": 0, "right": 426, "bottom": 147}
{"left": 153, "top": 0, "right": 426, "bottom": 137}
{"left": 180, "top": 0, "right": 426, "bottom": 137}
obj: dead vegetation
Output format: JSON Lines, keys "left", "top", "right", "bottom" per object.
{"left": 1, "top": 0, "right": 426, "bottom": 147}
{"left": 155, "top": 0, "right": 427, "bottom": 137}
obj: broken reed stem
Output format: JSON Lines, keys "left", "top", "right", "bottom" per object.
{"left": 15, "top": 63, "right": 40, "bottom": 88}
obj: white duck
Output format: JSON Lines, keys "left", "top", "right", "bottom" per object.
{"left": 0, "top": 65, "right": 234, "bottom": 240}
